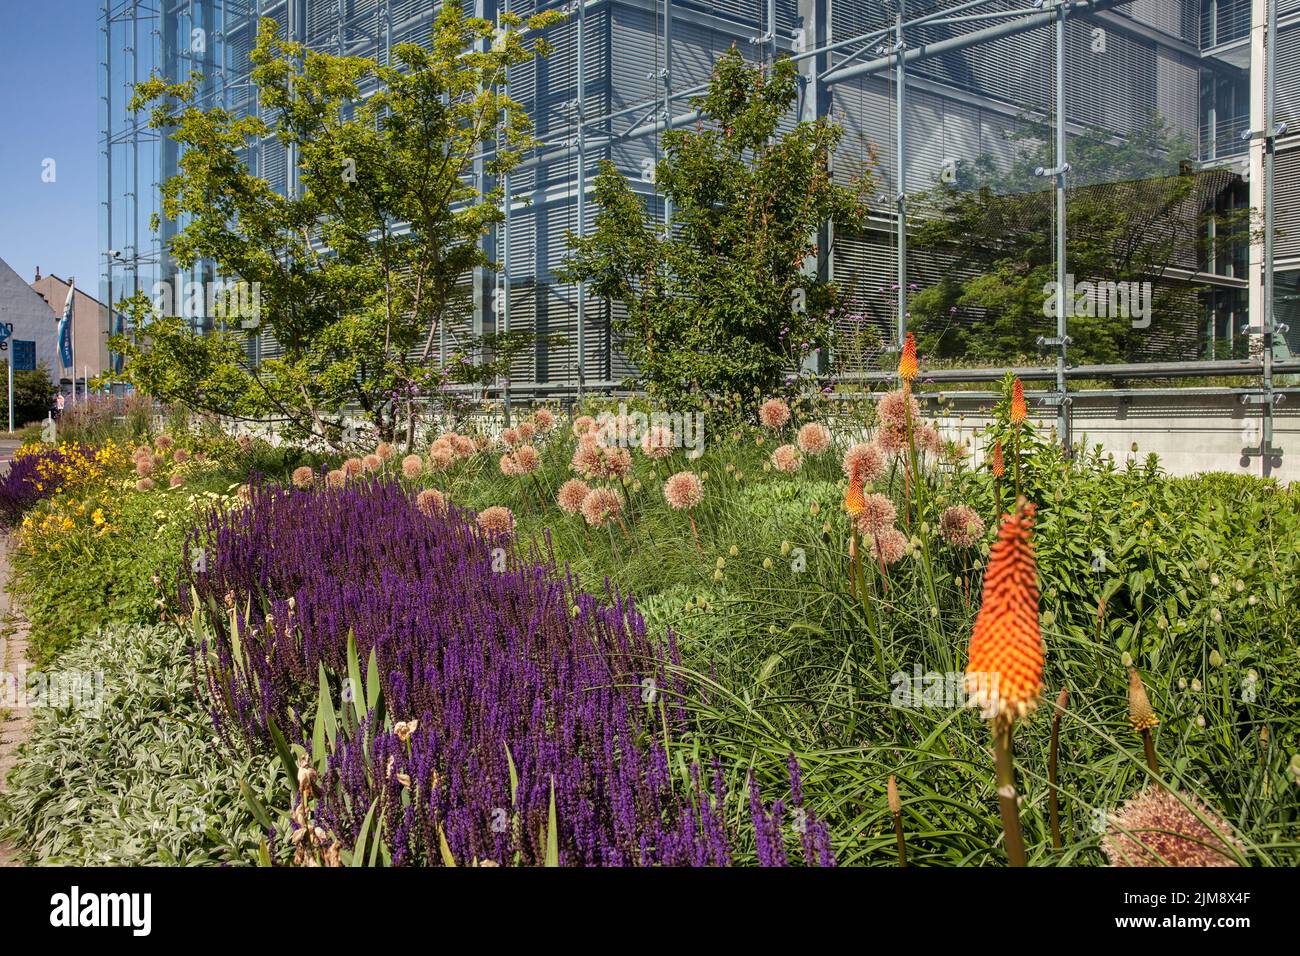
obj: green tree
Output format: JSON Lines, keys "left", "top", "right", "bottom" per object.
{"left": 563, "top": 47, "right": 871, "bottom": 408}
{"left": 117, "top": 5, "right": 563, "bottom": 446}
{"left": 0, "top": 362, "right": 57, "bottom": 426}
{"left": 907, "top": 115, "right": 1246, "bottom": 365}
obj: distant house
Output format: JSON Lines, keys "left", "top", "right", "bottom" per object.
{"left": 31, "top": 268, "right": 112, "bottom": 386}
{"left": 0, "top": 255, "right": 60, "bottom": 385}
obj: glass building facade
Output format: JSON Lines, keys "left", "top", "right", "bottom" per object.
{"left": 99, "top": 0, "right": 1300, "bottom": 400}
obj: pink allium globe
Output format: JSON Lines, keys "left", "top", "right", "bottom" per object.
{"left": 476, "top": 505, "right": 514, "bottom": 536}
{"left": 841, "top": 442, "right": 885, "bottom": 482}
{"left": 939, "top": 505, "right": 985, "bottom": 548}
{"left": 1102, "top": 787, "right": 1244, "bottom": 867}
{"left": 771, "top": 444, "right": 802, "bottom": 474}
{"left": 580, "top": 487, "right": 624, "bottom": 527}
{"left": 640, "top": 424, "right": 675, "bottom": 459}
{"left": 400, "top": 454, "right": 424, "bottom": 479}
{"left": 869, "top": 527, "right": 909, "bottom": 565}
{"left": 325, "top": 469, "right": 346, "bottom": 488}
{"left": 415, "top": 488, "right": 446, "bottom": 516}
{"left": 343, "top": 457, "right": 364, "bottom": 476}
{"left": 796, "top": 423, "right": 832, "bottom": 456}
{"left": 557, "top": 478, "right": 590, "bottom": 515}
{"left": 758, "top": 398, "right": 791, "bottom": 430}
{"left": 361, "top": 453, "right": 382, "bottom": 473}
{"left": 856, "top": 492, "right": 896, "bottom": 534}
{"left": 663, "top": 471, "right": 704, "bottom": 511}
{"left": 877, "top": 388, "right": 921, "bottom": 430}
{"left": 533, "top": 408, "right": 556, "bottom": 431}
{"left": 292, "top": 466, "right": 316, "bottom": 488}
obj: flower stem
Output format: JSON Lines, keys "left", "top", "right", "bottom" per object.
{"left": 993, "top": 721, "right": 1028, "bottom": 867}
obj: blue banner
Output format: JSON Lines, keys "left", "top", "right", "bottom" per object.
{"left": 58, "top": 285, "right": 74, "bottom": 368}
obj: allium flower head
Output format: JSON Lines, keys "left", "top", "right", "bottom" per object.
{"left": 580, "top": 487, "right": 624, "bottom": 527}
{"left": 416, "top": 488, "right": 446, "bottom": 516}
{"left": 939, "top": 505, "right": 985, "bottom": 548}
{"left": 343, "top": 457, "right": 364, "bottom": 476}
{"left": 1102, "top": 787, "right": 1243, "bottom": 867}
{"left": 476, "top": 505, "right": 514, "bottom": 536}
{"left": 428, "top": 442, "right": 455, "bottom": 472}
{"left": 990, "top": 439, "right": 1005, "bottom": 478}
{"left": 1010, "top": 379, "right": 1027, "bottom": 425}
{"left": 135, "top": 457, "right": 154, "bottom": 477}
{"left": 640, "top": 424, "right": 675, "bottom": 459}
{"left": 292, "top": 466, "right": 316, "bottom": 489}
{"left": 451, "top": 434, "right": 476, "bottom": 458}
{"left": 898, "top": 331, "right": 918, "bottom": 383}
{"left": 502, "top": 427, "right": 521, "bottom": 447}
{"left": 401, "top": 455, "right": 423, "bottom": 479}
{"left": 557, "top": 478, "right": 590, "bottom": 515}
{"left": 512, "top": 445, "right": 541, "bottom": 474}
{"left": 597, "top": 446, "right": 631, "bottom": 480}
{"left": 918, "top": 421, "right": 944, "bottom": 456}
{"left": 169, "top": 474, "right": 186, "bottom": 489}
{"left": 573, "top": 415, "right": 595, "bottom": 437}
{"left": 533, "top": 408, "right": 556, "bottom": 431}
{"left": 664, "top": 471, "right": 704, "bottom": 510}
{"left": 842, "top": 442, "right": 885, "bottom": 483}
{"left": 797, "top": 423, "right": 832, "bottom": 456}
{"left": 870, "top": 527, "right": 909, "bottom": 565}
{"left": 965, "top": 501, "right": 1043, "bottom": 723}
{"left": 877, "top": 388, "right": 921, "bottom": 430}
{"left": 1127, "top": 668, "right": 1159, "bottom": 732}
{"left": 518, "top": 421, "right": 536, "bottom": 443}
{"left": 856, "top": 492, "right": 896, "bottom": 534}
{"left": 362, "top": 454, "right": 382, "bottom": 473}
{"left": 570, "top": 435, "right": 604, "bottom": 477}
{"left": 499, "top": 452, "right": 522, "bottom": 477}
{"left": 325, "top": 469, "right": 346, "bottom": 488}
{"left": 136, "top": 477, "right": 156, "bottom": 492}
{"left": 771, "top": 444, "right": 802, "bottom": 473}
{"left": 375, "top": 441, "right": 395, "bottom": 461}
{"left": 154, "top": 434, "right": 174, "bottom": 451}
{"left": 758, "top": 398, "right": 791, "bottom": 430}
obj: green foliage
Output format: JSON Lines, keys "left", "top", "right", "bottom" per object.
{"left": 0, "top": 623, "right": 271, "bottom": 865}
{"left": 564, "top": 48, "right": 871, "bottom": 407}
{"left": 0, "top": 362, "right": 56, "bottom": 427}
{"left": 118, "top": 6, "right": 564, "bottom": 446}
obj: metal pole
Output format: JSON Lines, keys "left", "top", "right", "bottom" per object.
{"left": 661, "top": 0, "right": 673, "bottom": 226}
{"left": 894, "top": 13, "right": 907, "bottom": 348}
{"left": 1054, "top": 0, "right": 1070, "bottom": 448}
{"left": 1262, "top": 0, "right": 1277, "bottom": 475}
{"left": 576, "top": 0, "right": 587, "bottom": 398}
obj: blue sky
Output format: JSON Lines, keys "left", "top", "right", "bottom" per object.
{"left": 0, "top": 0, "right": 100, "bottom": 296}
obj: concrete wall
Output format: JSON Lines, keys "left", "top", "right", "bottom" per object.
{"left": 927, "top": 390, "right": 1299, "bottom": 484}
{"left": 0, "top": 257, "right": 59, "bottom": 386}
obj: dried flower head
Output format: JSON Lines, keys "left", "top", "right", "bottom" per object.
{"left": 428, "top": 442, "right": 455, "bottom": 472}
{"left": 796, "top": 423, "right": 832, "bottom": 456}
{"left": 771, "top": 444, "right": 802, "bottom": 474}
{"left": 362, "top": 454, "right": 382, "bottom": 473}
{"left": 940, "top": 505, "right": 985, "bottom": 548}
{"left": 758, "top": 398, "right": 791, "bottom": 430}
{"left": 664, "top": 471, "right": 704, "bottom": 511}
{"left": 292, "top": 466, "right": 316, "bottom": 489}
{"left": 476, "top": 505, "right": 514, "bottom": 536}
{"left": 965, "top": 500, "right": 1043, "bottom": 723}
{"left": 640, "top": 424, "right": 675, "bottom": 459}
{"left": 375, "top": 441, "right": 396, "bottom": 461}
{"left": 401, "top": 454, "right": 424, "bottom": 479}
{"left": 1102, "top": 787, "right": 1243, "bottom": 867}
{"left": 557, "top": 478, "right": 590, "bottom": 515}
{"left": 870, "top": 527, "right": 909, "bottom": 565}
{"left": 1127, "top": 668, "right": 1160, "bottom": 732}
{"left": 877, "top": 388, "right": 921, "bottom": 431}
{"left": 416, "top": 488, "right": 446, "bottom": 516}
{"left": 580, "top": 487, "right": 624, "bottom": 527}
{"left": 856, "top": 492, "right": 896, "bottom": 535}
{"left": 343, "top": 457, "right": 364, "bottom": 476}
{"left": 841, "top": 442, "right": 885, "bottom": 483}
{"left": 325, "top": 469, "right": 346, "bottom": 488}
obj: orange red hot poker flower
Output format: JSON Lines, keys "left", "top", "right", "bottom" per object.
{"left": 898, "top": 332, "right": 918, "bottom": 384}
{"left": 1010, "top": 378, "right": 1027, "bottom": 426}
{"left": 990, "top": 439, "right": 1005, "bottom": 478}
{"left": 965, "top": 501, "right": 1043, "bottom": 723}
{"left": 844, "top": 462, "right": 865, "bottom": 517}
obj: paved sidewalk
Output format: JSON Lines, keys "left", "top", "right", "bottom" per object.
{"left": 0, "top": 533, "right": 31, "bottom": 866}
